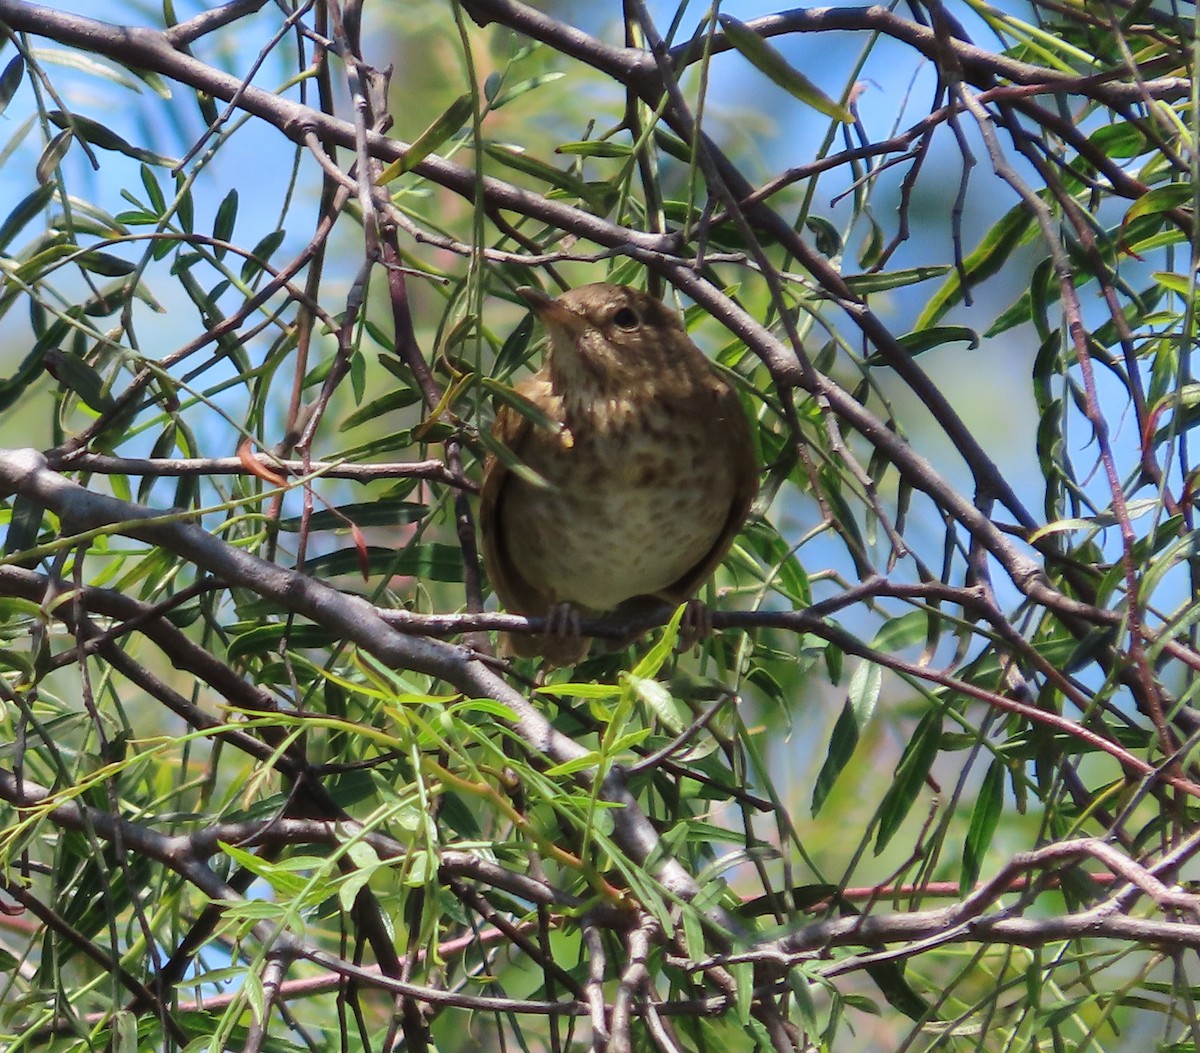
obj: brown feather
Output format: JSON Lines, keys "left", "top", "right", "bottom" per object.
{"left": 481, "top": 283, "right": 757, "bottom": 664}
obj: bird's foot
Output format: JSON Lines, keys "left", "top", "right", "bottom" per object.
{"left": 522, "top": 602, "right": 589, "bottom": 668}
{"left": 677, "top": 598, "right": 713, "bottom": 653}
{"left": 545, "top": 601, "right": 581, "bottom": 639}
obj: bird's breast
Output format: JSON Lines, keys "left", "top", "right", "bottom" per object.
{"left": 500, "top": 396, "right": 741, "bottom": 611}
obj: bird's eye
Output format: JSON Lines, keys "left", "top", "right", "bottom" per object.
{"left": 612, "top": 306, "right": 639, "bottom": 329}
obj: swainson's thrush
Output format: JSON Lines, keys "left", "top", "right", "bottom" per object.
{"left": 480, "top": 283, "right": 757, "bottom": 665}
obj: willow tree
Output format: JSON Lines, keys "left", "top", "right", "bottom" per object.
{"left": 0, "top": 1, "right": 1196, "bottom": 1051}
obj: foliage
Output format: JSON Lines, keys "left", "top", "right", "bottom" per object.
{"left": 0, "top": 0, "right": 1198, "bottom": 1050}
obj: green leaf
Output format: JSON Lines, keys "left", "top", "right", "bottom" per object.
{"left": 869, "top": 611, "right": 930, "bottom": 652}
{"left": 1123, "top": 183, "right": 1192, "bottom": 226}
{"left": 0, "top": 54, "right": 24, "bottom": 116}
{"left": 843, "top": 266, "right": 950, "bottom": 295}
{"left": 212, "top": 189, "right": 238, "bottom": 257}
{"left": 339, "top": 387, "right": 423, "bottom": 429}
{"left": 486, "top": 71, "right": 564, "bottom": 109}
{"left": 630, "top": 605, "right": 687, "bottom": 684}
{"left": 77, "top": 250, "right": 136, "bottom": 277}
{"left": 894, "top": 325, "right": 980, "bottom": 357}
{"left": 626, "top": 674, "right": 686, "bottom": 733}
{"left": 493, "top": 310, "right": 535, "bottom": 376}
{"left": 1086, "top": 121, "right": 1146, "bottom": 160}
{"left": 302, "top": 543, "right": 464, "bottom": 582}
{"left": 483, "top": 143, "right": 607, "bottom": 207}
{"left": 717, "top": 14, "right": 854, "bottom": 123}
{"left": 875, "top": 708, "right": 941, "bottom": 853}
{"left": 241, "top": 229, "right": 286, "bottom": 282}
{"left": 43, "top": 348, "right": 116, "bottom": 413}
{"left": 36, "top": 129, "right": 72, "bottom": 184}
{"left": 806, "top": 216, "right": 842, "bottom": 258}
{"left": 3, "top": 495, "right": 44, "bottom": 558}
{"left": 555, "top": 140, "right": 632, "bottom": 158}
{"left": 226, "top": 623, "right": 342, "bottom": 660}
{"left": 140, "top": 164, "right": 165, "bottom": 214}
{"left": 961, "top": 758, "right": 1005, "bottom": 889}
{"left": 811, "top": 699, "right": 859, "bottom": 816}
{"left": 377, "top": 93, "right": 475, "bottom": 182}
{"left": 811, "top": 662, "right": 880, "bottom": 815}
{"left": 277, "top": 500, "right": 429, "bottom": 532}
{"left": 0, "top": 184, "right": 55, "bottom": 252}
{"left": 482, "top": 376, "right": 565, "bottom": 436}
{"left": 47, "top": 110, "right": 177, "bottom": 166}
{"left": 0, "top": 342, "right": 48, "bottom": 413}
{"left": 175, "top": 177, "right": 194, "bottom": 233}
{"left": 917, "top": 204, "right": 1035, "bottom": 329}
{"left": 652, "top": 128, "right": 692, "bottom": 163}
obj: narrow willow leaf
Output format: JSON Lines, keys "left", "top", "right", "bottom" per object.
{"left": 477, "top": 427, "right": 552, "bottom": 489}
{"left": 138, "top": 426, "right": 177, "bottom": 503}
{"left": 806, "top": 216, "right": 842, "bottom": 258}
{"left": 483, "top": 143, "right": 600, "bottom": 203}
{"left": 1086, "top": 121, "right": 1146, "bottom": 159}
{"left": 487, "top": 71, "right": 564, "bottom": 109}
{"left": 626, "top": 674, "right": 686, "bottom": 734}
{"left": 843, "top": 265, "right": 949, "bottom": 294}
{"left": 483, "top": 71, "right": 502, "bottom": 104}
{"left": 811, "top": 699, "right": 859, "bottom": 815}
{"left": 339, "top": 388, "right": 422, "bottom": 429}
{"left": 1137, "top": 530, "right": 1200, "bottom": 604}
{"left": 869, "top": 611, "right": 930, "bottom": 652}
{"left": 3, "top": 495, "right": 43, "bottom": 557}
{"left": 556, "top": 140, "right": 632, "bottom": 157}
{"left": 631, "top": 605, "right": 687, "bottom": 683}
{"left": 493, "top": 311, "right": 535, "bottom": 375}
{"left": 212, "top": 189, "right": 238, "bottom": 257}
{"left": 13, "top": 241, "right": 75, "bottom": 284}
{"left": 140, "top": 164, "right": 165, "bottom": 214}
{"left": 0, "top": 184, "right": 55, "bottom": 252}
{"left": 895, "top": 325, "right": 979, "bottom": 356}
{"left": 717, "top": 14, "right": 853, "bottom": 123}
{"left": 226, "top": 623, "right": 341, "bottom": 660}
{"left": 1122, "top": 183, "right": 1191, "bottom": 226}
{"left": 241, "top": 229, "right": 286, "bottom": 282}
{"left": 537, "top": 682, "right": 623, "bottom": 700}
{"left": 733, "top": 959, "right": 754, "bottom": 1025}
{"left": 36, "top": 130, "right": 72, "bottom": 184}
{"left": 917, "top": 205, "right": 1035, "bottom": 329}
{"left": 175, "top": 177, "right": 194, "bottom": 233}
{"left": 482, "top": 376, "right": 566, "bottom": 434}
{"left": 47, "top": 111, "right": 177, "bottom": 166}
{"left": 875, "top": 708, "right": 941, "bottom": 853}
{"left": 32, "top": 47, "right": 160, "bottom": 94}
{"left": 812, "top": 663, "right": 880, "bottom": 813}
{"left": 80, "top": 280, "right": 129, "bottom": 317}
{"left": 77, "top": 250, "right": 136, "bottom": 277}
{"left": 302, "top": 542, "right": 464, "bottom": 582}
{"left": 376, "top": 93, "right": 474, "bottom": 183}
{"left": 277, "top": 500, "right": 429, "bottom": 532}
{"left": 0, "top": 54, "right": 24, "bottom": 115}
{"left": 961, "top": 758, "right": 1005, "bottom": 889}
{"left": 43, "top": 348, "right": 116, "bottom": 414}
{"left": 652, "top": 128, "right": 692, "bottom": 163}
{"left": 0, "top": 342, "right": 48, "bottom": 413}
{"left": 857, "top": 214, "right": 884, "bottom": 269}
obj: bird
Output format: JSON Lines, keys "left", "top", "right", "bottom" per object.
{"left": 479, "top": 282, "right": 758, "bottom": 665}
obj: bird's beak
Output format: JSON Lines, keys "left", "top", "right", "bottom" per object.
{"left": 516, "top": 286, "right": 588, "bottom": 341}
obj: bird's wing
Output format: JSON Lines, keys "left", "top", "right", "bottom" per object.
{"left": 659, "top": 380, "right": 758, "bottom": 604}
{"left": 479, "top": 377, "right": 554, "bottom": 621}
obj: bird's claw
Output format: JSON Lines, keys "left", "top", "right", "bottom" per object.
{"left": 677, "top": 598, "right": 713, "bottom": 653}
{"left": 546, "top": 602, "right": 582, "bottom": 640}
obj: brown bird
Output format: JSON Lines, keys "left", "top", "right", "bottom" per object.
{"left": 480, "top": 282, "right": 757, "bottom": 665}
